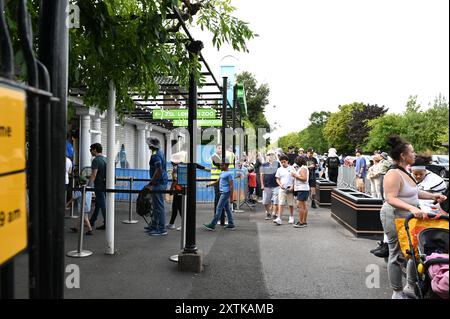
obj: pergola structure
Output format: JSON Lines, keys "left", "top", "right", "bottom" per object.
{"left": 69, "top": 8, "right": 247, "bottom": 132}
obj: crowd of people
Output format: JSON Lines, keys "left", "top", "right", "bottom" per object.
{"left": 65, "top": 133, "right": 448, "bottom": 299}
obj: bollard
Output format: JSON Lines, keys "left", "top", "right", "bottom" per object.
{"left": 123, "top": 177, "right": 139, "bottom": 224}
{"left": 234, "top": 173, "right": 244, "bottom": 213}
{"left": 67, "top": 185, "right": 93, "bottom": 258}
{"left": 170, "top": 192, "right": 187, "bottom": 263}
{"left": 66, "top": 175, "right": 79, "bottom": 219}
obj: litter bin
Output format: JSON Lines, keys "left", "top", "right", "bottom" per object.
{"left": 331, "top": 188, "right": 383, "bottom": 238}
{"left": 315, "top": 178, "right": 336, "bottom": 207}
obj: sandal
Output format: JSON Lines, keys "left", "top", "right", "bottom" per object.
{"left": 70, "top": 227, "right": 78, "bottom": 233}
{"left": 85, "top": 230, "right": 94, "bottom": 235}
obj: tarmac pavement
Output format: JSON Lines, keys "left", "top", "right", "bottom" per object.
{"left": 13, "top": 200, "right": 391, "bottom": 299}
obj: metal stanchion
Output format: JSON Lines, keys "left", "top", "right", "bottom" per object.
{"left": 66, "top": 175, "right": 78, "bottom": 219}
{"left": 234, "top": 173, "right": 244, "bottom": 213}
{"left": 170, "top": 192, "right": 187, "bottom": 263}
{"left": 122, "top": 177, "right": 138, "bottom": 224}
{"left": 67, "top": 185, "right": 93, "bottom": 258}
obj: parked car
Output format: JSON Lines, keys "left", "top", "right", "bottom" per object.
{"left": 427, "top": 155, "right": 449, "bottom": 179}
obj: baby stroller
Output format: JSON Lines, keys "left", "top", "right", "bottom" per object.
{"left": 403, "top": 213, "right": 449, "bottom": 299}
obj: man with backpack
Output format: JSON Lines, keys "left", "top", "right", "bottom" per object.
{"left": 325, "top": 148, "right": 340, "bottom": 184}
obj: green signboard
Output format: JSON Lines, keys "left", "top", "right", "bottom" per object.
{"left": 172, "top": 119, "right": 223, "bottom": 127}
{"left": 236, "top": 83, "right": 248, "bottom": 116}
{"left": 152, "top": 109, "right": 216, "bottom": 119}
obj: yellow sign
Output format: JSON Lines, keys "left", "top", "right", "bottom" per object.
{"left": 0, "top": 172, "right": 28, "bottom": 265}
{"left": 0, "top": 84, "right": 26, "bottom": 175}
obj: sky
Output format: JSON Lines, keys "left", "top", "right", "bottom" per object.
{"left": 191, "top": 0, "right": 450, "bottom": 141}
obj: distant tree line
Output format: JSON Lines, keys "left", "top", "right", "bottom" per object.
{"left": 276, "top": 94, "right": 449, "bottom": 155}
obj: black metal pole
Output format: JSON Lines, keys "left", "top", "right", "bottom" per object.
{"left": 0, "top": 0, "right": 17, "bottom": 299}
{"left": 232, "top": 85, "right": 237, "bottom": 155}
{"left": 220, "top": 77, "right": 228, "bottom": 225}
{"left": 0, "top": 0, "right": 13, "bottom": 79}
{"left": 17, "top": 0, "right": 41, "bottom": 299}
{"left": 184, "top": 41, "right": 203, "bottom": 253}
{"left": 0, "top": 261, "right": 14, "bottom": 299}
{"left": 221, "top": 77, "right": 228, "bottom": 164}
{"left": 38, "top": 0, "right": 68, "bottom": 299}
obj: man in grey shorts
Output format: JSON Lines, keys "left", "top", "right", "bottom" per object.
{"left": 260, "top": 150, "right": 281, "bottom": 220}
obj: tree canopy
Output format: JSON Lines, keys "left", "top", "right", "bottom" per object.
{"left": 6, "top": 0, "right": 256, "bottom": 116}
{"left": 277, "top": 111, "right": 330, "bottom": 153}
{"left": 236, "top": 71, "right": 270, "bottom": 130}
{"left": 69, "top": 0, "right": 255, "bottom": 114}
{"left": 365, "top": 95, "right": 449, "bottom": 153}
{"left": 276, "top": 95, "right": 448, "bottom": 155}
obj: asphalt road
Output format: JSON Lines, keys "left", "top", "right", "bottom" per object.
{"left": 13, "top": 201, "right": 391, "bottom": 299}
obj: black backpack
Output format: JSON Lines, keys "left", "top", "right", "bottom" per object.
{"left": 136, "top": 187, "right": 153, "bottom": 218}
{"left": 328, "top": 157, "right": 339, "bottom": 169}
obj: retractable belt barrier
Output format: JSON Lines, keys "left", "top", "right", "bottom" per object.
{"left": 66, "top": 177, "right": 215, "bottom": 259}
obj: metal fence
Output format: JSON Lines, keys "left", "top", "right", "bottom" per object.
{"left": 337, "top": 166, "right": 372, "bottom": 195}
{"left": 114, "top": 166, "right": 248, "bottom": 204}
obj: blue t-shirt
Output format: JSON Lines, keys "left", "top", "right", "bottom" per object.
{"left": 150, "top": 150, "right": 168, "bottom": 184}
{"left": 355, "top": 157, "right": 367, "bottom": 179}
{"left": 219, "top": 171, "right": 234, "bottom": 193}
{"left": 66, "top": 141, "right": 74, "bottom": 159}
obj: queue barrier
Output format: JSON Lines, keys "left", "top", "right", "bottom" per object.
{"left": 331, "top": 188, "right": 384, "bottom": 238}
{"left": 66, "top": 186, "right": 185, "bottom": 259}
{"left": 315, "top": 178, "right": 337, "bottom": 207}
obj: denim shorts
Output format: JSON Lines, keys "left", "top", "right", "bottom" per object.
{"left": 296, "top": 191, "right": 310, "bottom": 202}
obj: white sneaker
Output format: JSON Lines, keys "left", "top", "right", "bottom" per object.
{"left": 274, "top": 218, "right": 282, "bottom": 225}
{"left": 403, "top": 284, "right": 417, "bottom": 299}
{"left": 288, "top": 216, "right": 294, "bottom": 224}
{"left": 167, "top": 224, "right": 176, "bottom": 230}
{"left": 176, "top": 226, "right": 181, "bottom": 231}
{"left": 391, "top": 291, "right": 408, "bottom": 299}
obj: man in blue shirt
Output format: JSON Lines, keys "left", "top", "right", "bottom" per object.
{"left": 145, "top": 138, "right": 169, "bottom": 236}
{"left": 203, "top": 162, "right": 235, "bottom": 230}
{"left": 66, "top": 133, "right": 74, "bottom": 161}
{"left": 355, "top": 149, "right": 367, "bottom": 193}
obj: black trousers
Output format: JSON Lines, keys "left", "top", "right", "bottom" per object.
{"left": 169, "top": 193, "right": 183, "bottom": 225}
{"left": 328, "top": 169, "right": 338, "bottom": 184}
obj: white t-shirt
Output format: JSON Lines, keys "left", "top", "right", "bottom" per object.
{"left": 294, "top": 165, "right": 310, "bottom": 191}
{"left": 418, "top": 171, "right": 447, "bottom": 211}
{"left": 275, "top": 165, "right": 294, "bottom": 189}
{"left": 65, "top": 157, "right": 73, "bottom": 185}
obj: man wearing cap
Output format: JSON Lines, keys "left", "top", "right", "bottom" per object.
{"left": 145, "top": 138, "right": 169, "bottom": 236}
{"left": 298, "top": 148, "right": 306, "bottom": 158}
{"left": 260, "top": 150, "right": 281, "bottom": 219}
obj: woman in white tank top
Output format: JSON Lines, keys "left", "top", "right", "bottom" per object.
{"left": 291, "top": 156, "right": 310, "bottom": 228}
{"left": 381, "top": 135, "right": 447, "bottom": 299}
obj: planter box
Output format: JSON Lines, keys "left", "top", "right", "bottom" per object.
{"left": 331, "top": 188, "right": 383, "bottom": 238}
{"left": 315, "top": 178, "right": 337, "bottom": 206}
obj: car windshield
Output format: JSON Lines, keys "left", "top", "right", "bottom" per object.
{"left": 437, "top": 155, "right": 449, "bottom": 164}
